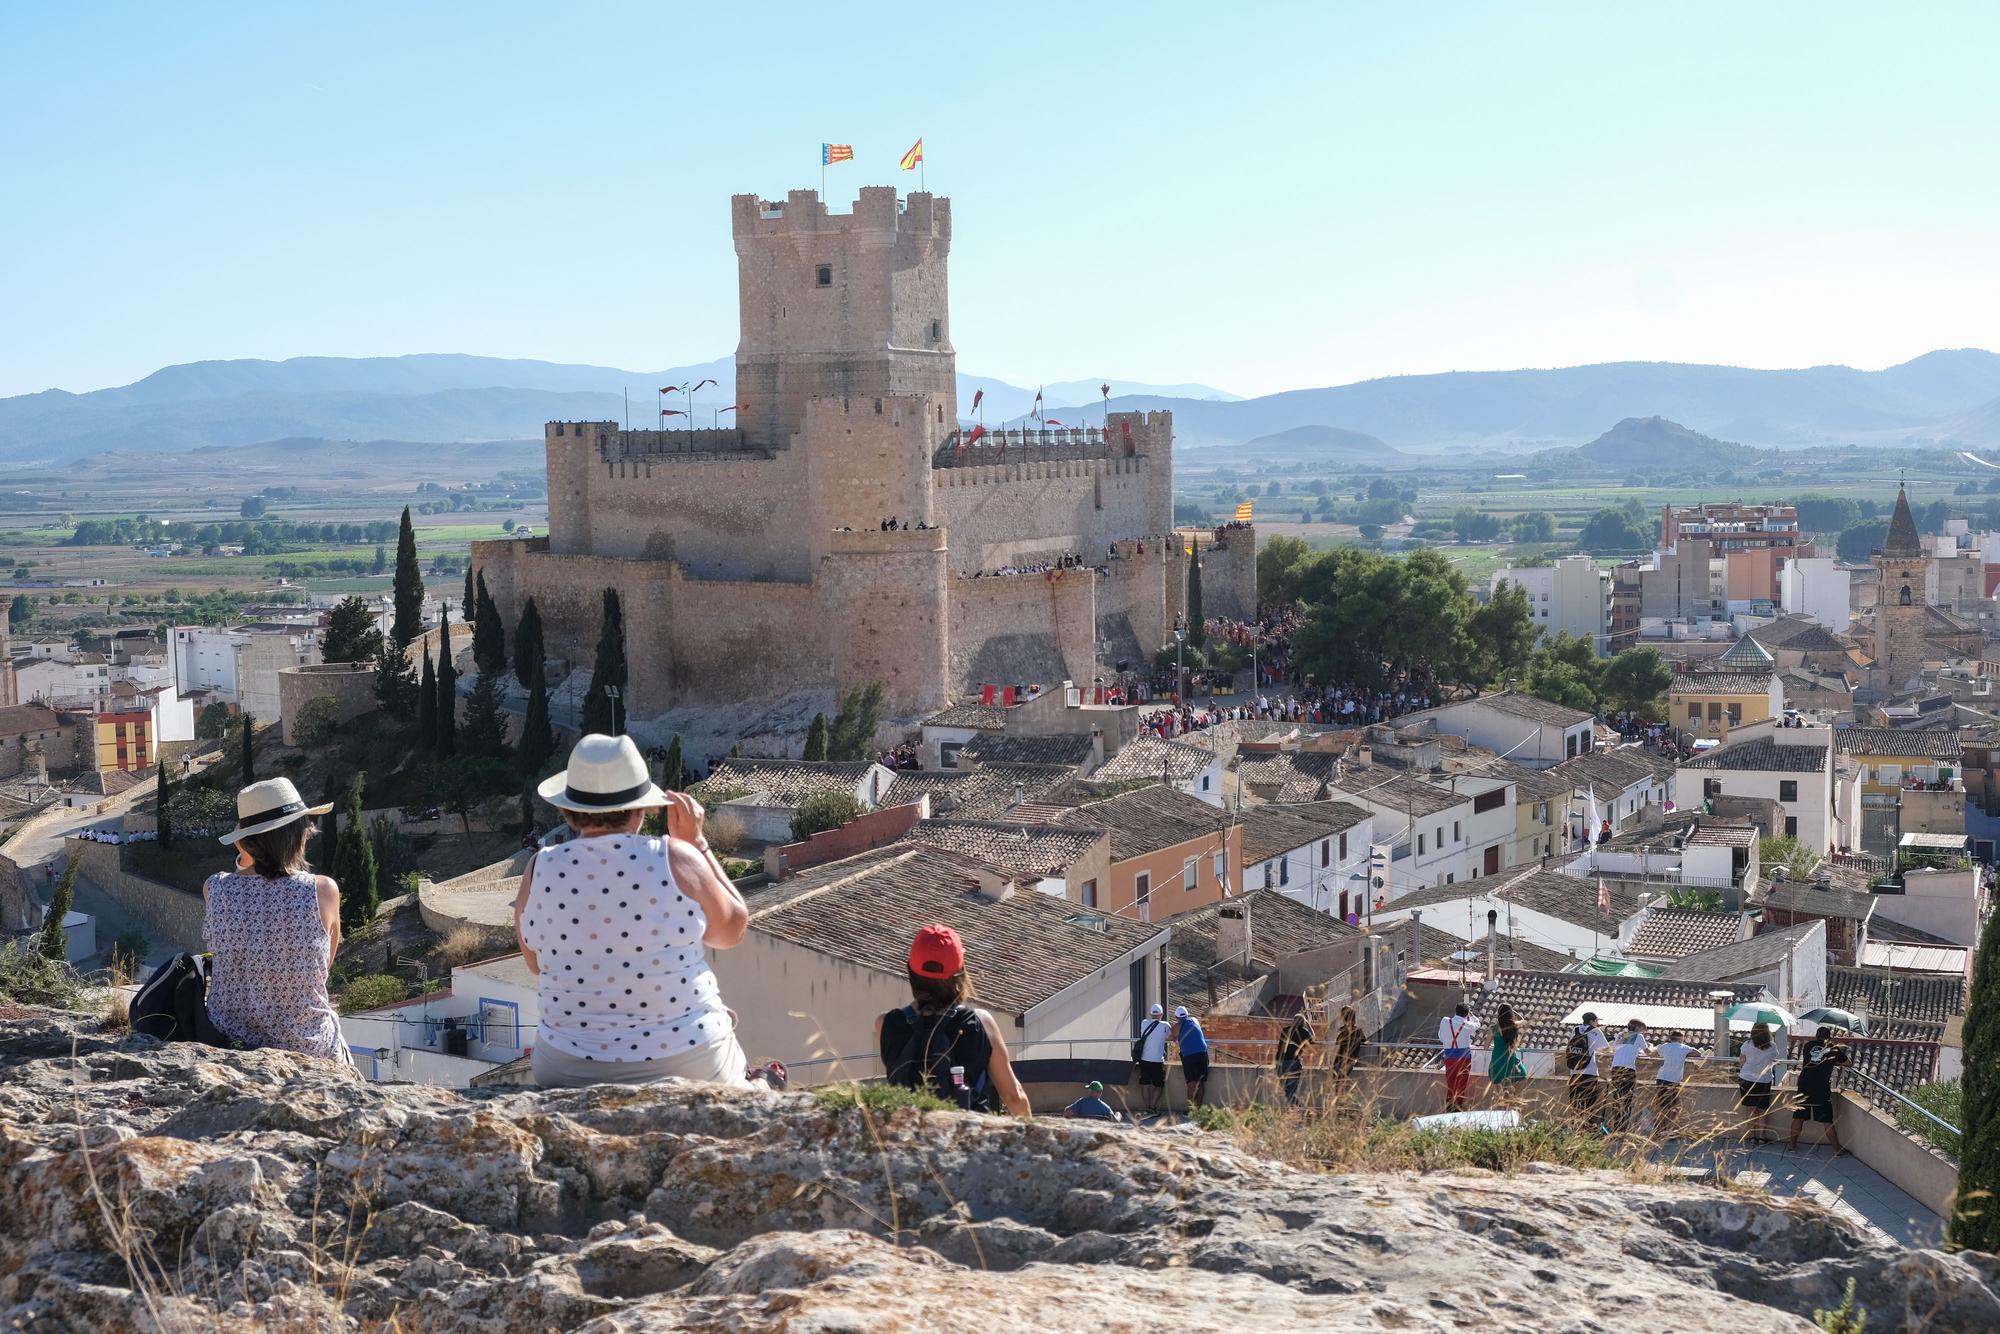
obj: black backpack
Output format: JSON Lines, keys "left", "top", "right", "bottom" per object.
{"left": 1131, "top": 1018, "right": 1163, "bottom": 1064}
{"left": 130, "top": 953, "right": 250, "bottom": 1049}
{"left": 1564, "top": 1025, "right": 1592, "bottom": 1073}
{"left": 881, "top": 1003, "right": 994, "bottom": 1111}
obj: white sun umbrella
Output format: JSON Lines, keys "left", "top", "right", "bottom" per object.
{"left": 1724, "top": 1001, "right": 1796, "bottom": 1030}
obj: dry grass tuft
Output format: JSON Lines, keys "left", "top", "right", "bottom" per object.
{"left": 433, "top": 925, "right": 491, "bottom": 969}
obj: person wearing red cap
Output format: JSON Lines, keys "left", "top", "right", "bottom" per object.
{"left": 877, "top": 923, "right": 1030, "bottom": 1116}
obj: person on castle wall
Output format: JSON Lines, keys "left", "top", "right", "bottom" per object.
{"left": 514, "top": 734, "right": 752, "bottom": 1089}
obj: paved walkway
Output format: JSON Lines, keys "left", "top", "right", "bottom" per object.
{"left": 1673, "top": 1142, "right": 1941, "bottom": 1247}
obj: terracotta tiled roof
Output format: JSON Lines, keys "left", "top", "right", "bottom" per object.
{"left": 1757, "top": 879, "right": 1878, "bottom": 921}
{"left": 743, "top": 846, "right": 1160, "bottom": 1014}
{"left": 906, "top": 820, "right": 1106, "bottom": 877}
{"left": 1550, "top": 747, "right": 1674, "bottom": 794}
{"left": 1413, "top": 921, "right": 1578, "bottom": 973}
{"left": 1626, "top": 909, "right": 1747, "bottom": 961}
{"left": 957, "top": 733, "right": 1094, "bottom": 768}
{"left": 1826, "top": 965, "right": 1965, "bottom": 1023}
{"left": 0, "top": 704, "right": 65, "bottom": 738}
{"left": 1459, "top": 972, "right": 1764, "bottom": 1056}
{"left": 1465, "top": 691, "right": 1593, "bottom": 727}
{"left": 1672, "top": 672, "right": 1776, "bottom": 695}
{"left": 1682, "top": 822, "right": 1759, "bottom": 848}
{"left": 700, "top": 759, "right": 872, "bottom": 808}
{"left": 1056, "top": 784, "right": 1229, "bottom": 860}
{"left": 1236, "top": 805, "right": 1349, "bottom": 866}
{"left": 1326, "top": 762, "right": 1466, "bottom": 817}
{"left": 1166, "top": 889, "right": 1358, "bottom": 1010}
{"left": 1833, "top": 727, "right": 1962, "bottom": 759}
{"left": 1238, "top": 751, "right": 1338, "bottom": 803}
{"left": 1838, "top": 1037, "right": 1937, "bottom": 1107}
{"left": 1749, "top": 618, "right": 1851, "bottom": 653}
{"left": 1089, "top": 735, "right": 1213, "bottom": 785}
{"left": 878, "top": 764, "right": 1079, "bottom": 820}
{"left": 1681, "top": 740, "right": 1828, "bottom": 773}
{"left": 1655, "top": 920, "right": 1824, "bottom": 982}
{"left": 1382, "top": 869, "right": 1647, "bottom": 930}
{"left": 923, "top": 702, "right": 1007, "bottom": 730}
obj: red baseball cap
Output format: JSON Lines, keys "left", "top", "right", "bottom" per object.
{"left": 909, "top": 923, "right": 965, "bottom": 977}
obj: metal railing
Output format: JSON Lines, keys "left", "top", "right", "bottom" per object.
{"left": 1845, "top": 1066, "right": 1960, "bottom": 1144}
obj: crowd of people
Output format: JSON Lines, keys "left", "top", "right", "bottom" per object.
{"left": 968, "top": 552, "right": 1100, "bottom": 579}
{"left": 74, "top": 826, "right": 162, "bottom": 845}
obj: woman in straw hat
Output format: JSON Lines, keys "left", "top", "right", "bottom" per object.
{"left": 514, "top": 733, "right": 751, "bottom": 1088}
{"left": 202, "top": 777, "right": 349, "bottom": 1061}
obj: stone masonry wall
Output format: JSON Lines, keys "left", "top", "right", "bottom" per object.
{"left": 1202, "top": 527, "right": 1258, "bottom": 622}
{"left": 277, "top": 664, "right": 376, "bottom": 745}
{"left": 931, "top": 456, "right": 1157, "bottom": 576}
{"left": 67, "top": 837, "right": 205, "bottom": 954}
{"left": 948, "top": 566, "right": 1097, "bottom": 695}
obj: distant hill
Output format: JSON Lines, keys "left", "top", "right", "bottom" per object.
{"left": 1235, "top": 423, "right": 1393, "bottom": 459}
{"left": 1556, "top": 416, "right": 1761, "bottom": 469}
{"left": 8, "top": 348, "right": 2000, "bottom": 461}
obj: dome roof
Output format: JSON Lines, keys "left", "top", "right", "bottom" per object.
{"left": 1717, "top": 636, "right": 1776, "bottom": 670}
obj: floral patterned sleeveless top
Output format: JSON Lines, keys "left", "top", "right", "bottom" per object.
{"left": 202, "top": 871, "right": 349, "bottom": 1062}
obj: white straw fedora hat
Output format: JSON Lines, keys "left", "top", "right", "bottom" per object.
{"left": 537, "top": 734, "right": 669, "bottom": 814}
{"left": 218, "top": 778, "right": 335, "bottom": 845}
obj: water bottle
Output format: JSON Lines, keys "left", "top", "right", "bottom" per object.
{"left": 949, "top": 1065, "right": 968, "bottom": 1109}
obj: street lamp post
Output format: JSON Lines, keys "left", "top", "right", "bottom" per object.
{"left": 604, "top": 684, "right": 624, "bottom": 737}
{"left": 1172, "top": 616, "right": 1186, "bottom": 711}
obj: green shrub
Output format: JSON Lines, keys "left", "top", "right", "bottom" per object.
{"left": 337, "top": 973, "right": 408, "bottom": 1013}
{"left": 1899, "top": 1078, "right": 1962, "bottom": 1156}
{"left": 812, "top": 1082, "right": 953, "bottom": 1116}
{"left": 790, "top": 791, "right": 862, "bottom": 842}
{"left": 0, "top": 940, "right": 84, "bottom": 1008}
{"left": 292, "top": 695, "right": 339, "bottom": 748}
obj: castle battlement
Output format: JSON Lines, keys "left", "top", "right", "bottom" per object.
{"left": 933, "top": 456, "right": 1149, "bottom": 487}
{"left": 730, "top": 187, "right": 949, "bottom": 249}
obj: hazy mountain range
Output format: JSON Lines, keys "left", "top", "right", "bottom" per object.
{"left": 6, "top": 348, "right": 2000, "bottom": 464}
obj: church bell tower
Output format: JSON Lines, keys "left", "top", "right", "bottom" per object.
{"left": 1871, "top": 484, "right": 1931, "bottom": 691}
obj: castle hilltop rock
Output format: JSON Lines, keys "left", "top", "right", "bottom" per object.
{"left": 473, "top": 187, "right": 1252, "bottom": 724}
{"left": 3, "top": 1010, "right": 1997, "bottom": 1331}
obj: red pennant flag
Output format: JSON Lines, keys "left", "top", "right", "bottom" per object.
{"left": 692, "top": 378, "right": 717, "bottom": 391}
{"left": 1121, "top": 420, "right": 1132, "bottom": 440}
{"left": 1046, "top": 418, "right": 1065, "bottom": 427}
{"left": 661, "top": 386, "right": 681, "bottom": 394}
{"left": 970, "top": 388, "right": 983, "bottom": 412}
{"left": 1034, "top": 387, "right": 1043, "bottom": 404}
{"left": 1100, "top": 383, "right": 1110, "bottom": 398}
{"left": 967, "top": 424, "right": 986, "bottom": 445}
{"left": 660, "top": 409, "right": 686, "bottom": 418}
{"left": 717, "top": 403, "right": 747, "bottom": 414}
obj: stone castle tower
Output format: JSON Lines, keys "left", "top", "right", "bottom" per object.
{"left": 1871, "top": 484, "right": 1930, "bottom": 690}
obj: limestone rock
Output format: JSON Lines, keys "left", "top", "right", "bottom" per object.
{"left": 1, "top": 1009, "right": 1994, "bottom": 1332}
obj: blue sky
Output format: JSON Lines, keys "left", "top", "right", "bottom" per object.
{"left": 3, "top": 2, "right": 1996, "bottom": 400}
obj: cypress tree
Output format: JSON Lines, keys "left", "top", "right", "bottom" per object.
{"left": 435, "top": 604, "right": 457, "bottom": 757}
{"left": 333, "top": 773, "right": 378, "bottom": 931}
{"left": 1951, "top": 903, "right": 2000, "bottom": 1250}
{"left": 240, "top": 714, "right": 255, "bottom": 784}
{"left": 461, "top": 665, "right": 511, "bottom": 759}
{"left": 803, "top": 713, "right": 829, "bottom": 762}
{"left": 1186, "top": 554, "right": 1206, "bottom": 649}
{"left": 513, "top": 597, "right": 545, "bottom": 688}
{"left": 37, "top": 854, "right": 78, "bottom": 962}
{"left": 661, "top": 735, "right": 684, "bottom": 791}
{"left": 317, "top": 776, "right": 340, "bottom": 870}
{"left": 156, "top": 761, "right": 173, "bottom": 849}
{"left": 520, "top": 659, "right": 556, "bottom": 777}
{"left": 463, "top": 565, "right": 475, "bottom": 625}
{"left": 418, "top": 651, "right": 437, "bottom": 754}
{"left": 580, "top": 588, "right": 627, "bottom": 735}
{"left": 391, "top": 507, "right": 425, "bottom": 648}
{"left": 473, "top": 571, "right": 506, "bottom": 674}
{"left": 372, "top": 637, "right": 412, "bottom": 718}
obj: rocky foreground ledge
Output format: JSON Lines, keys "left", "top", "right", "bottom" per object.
{"left": 1, "top": 1012, "right": 1995, "bottom": 1332}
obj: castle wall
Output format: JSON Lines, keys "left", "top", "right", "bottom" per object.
{"left": 1202, "top": 526, "right": 1259, "bottom": 621}
{"left": 666, "top": 573, "right": 827, "bottom": 701}
{"left": 931, "top": 455, "right": 1158, "bottom": 575}
{"left": 821, "top": 528, "right": 950, "bottom": 714}
{"left": 802, "top": 394, "right": 938, "bottom": 533}
{"left": 948, "top": 567, "right": 1098, "bottom": 694}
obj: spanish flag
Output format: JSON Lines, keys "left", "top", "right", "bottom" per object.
{"left": 822, "top": 143, "right": 854, "bottom": 165}
{"left": 1235, "top": 501, "right": 1254, "bottom": 522}
{"left": 899, "top": 138, "right": 924, "bottom": 171}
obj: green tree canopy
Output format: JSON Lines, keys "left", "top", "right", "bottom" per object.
{"left": 581, "top": 588, "right": 627, "bottom": 735}
{"left": 460, "top": 664, "right": 512, "bottom": 760}
{"left": 827, "top": 681, "right": 885, "bottom": 761}
{"left": 1577, "top": 508, "right": 1653, "bottom": 555}
{"left": 1185, "top": 556, "right": 1205, "bottom": 646}
{"left": 37, "top": 855, "right": 78, "bottom": 962}
{"left": 196, "top": 701, "right": 232, "bottom": 741}
{"left": 334, "top": 773, "right": 378, "bottom": 930}
{"left": 1599, "top": 647, "right": 1674, "bottom": 715}
{"left": 1509, "top": 510, "right": 1556, "bottom": 543}
{"left": 1256, "top": 535, "right": 1315, "bottom": 610}
{"left": 790, "top": 791, "right": 863, "bottom": 842}
{"left": 1836, "top": 519, "right": 1891, "bottom": 564}
{"left": 1950, "top": 903, "right": 2000, "bottom": 1250}
{"left": 802, "top": 713, "right": 830, "bottom": 762}
{"left": 1452, "top": 507, "right": 1503, "bottom": 542}
{"left": 320, "top": 595, "right": 385, "bottom": 665}
{"left": 434, "top": 607, "right": 458, "bottom": 757}
{"left": 513, "top": 597, "right": 545, "bottom": 687}
{"left": 1523, "top": 633, "right": 1605, "bottom": 714}
{"left": 519, "top": 660, "right": 556, "bottom": 778}
{"left": 473, "top": 571, "right": 506, "bottom": 674}
{"left": 1468, "top": 579, "right": 1537, "bottom": 687}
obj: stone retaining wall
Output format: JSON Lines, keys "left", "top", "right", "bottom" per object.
{"left": 67, "top": 837, "right": 204, "bottom": 954}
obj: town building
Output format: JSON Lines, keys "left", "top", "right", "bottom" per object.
{"left": 170, "top": 624, "right": 322, "bottom": 719}
{"left": 1667, "top": 636, "right": 1783, "bottom": 741}
{"left": 1235, "top": 801, "right": 1373, "bottom": 920}
{"left": 1394, "top": 691, "right": 1595, "bottom": 768}
{"left": 1777, "top": 556, "right": 1852, "bottom": 633}
{"left": 1677, "top": 719, "right": 1836, "bottom": 853}
{"left": 472, "top": 187, "right": 1243, "bottom": 729}
{"left": 1053, "top": 785, "right": 1242, "bottom": 924}
{"left": 1324, "top": 760, "right": 1516, "bottom": 891}
{"left": 1833, "top": 728, "right": 1964, "bottom": 855}
{"left": 1488, "top": 554, "right": 1610, "bottom": 652}
{"left": 1659, "top": 502, "right": 1811, "bottom": 604}
{"left": 1870, "top": 486, "right": 1932, "bottom": 692}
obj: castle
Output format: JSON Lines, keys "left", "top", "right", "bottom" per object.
{"left": 473, "top": 187, "right": 1252, "bottom": 721}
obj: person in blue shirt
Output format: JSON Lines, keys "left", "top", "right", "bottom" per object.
{"left": 1174, "top": 1006, "right": 1211, "bottom": 1109}
{"left": 1064, "top": 1080, "right": 1118, "bottom": 1121}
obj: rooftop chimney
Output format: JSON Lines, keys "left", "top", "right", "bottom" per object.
{"left": 971, "top": 867, "right": 1014, "bottom": 903}
{"left": 1215, "top": 902, "right": 1253, "bottom": 975}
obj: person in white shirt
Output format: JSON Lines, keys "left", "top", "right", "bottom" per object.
{"left": 1651, "top": 1031, "right": 1704, "bottom": 1133}
{"left": 1133, "top": 1003, "right": 1170, "bottom": 1118}
{"left": 1605, "top": 1019, "right": 1653, "bottom": 1132}
{"left": 1563, "top": 1012, "right": 1612, "bottom": 1124}
{"left": 1735, "top": 1022, "right": 1783, "bottom": 1142}
{"left": 1437, "top": 1004, "right": 1481, "bottom": 1112}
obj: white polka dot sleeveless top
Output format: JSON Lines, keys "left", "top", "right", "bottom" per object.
{"left": 517, "top": 833, "right": 729, "bottom": 1063}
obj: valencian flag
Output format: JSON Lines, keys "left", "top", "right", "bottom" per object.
{"left": 822, "top": 143, "right": 854, "bottom": 165}
{"left": 899, "top": 138, "right": 924, "bottom": 170}
{"left": 1234, "top": 501, "right": 1254, "bottom": 522}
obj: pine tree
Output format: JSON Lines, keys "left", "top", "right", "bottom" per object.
{"left": 803, "top": 713, "right": 829, "bottom": 761}
{"left": 461, "top": 665, "right": 511, "bottom": 759}
{"left": 661, "top": 735, "right": 684, "bottom": 791}
{"left": 320, "top": 594, "right": 384, "bottom": 664}
{"left": 473, "top": 571, "right": 506, "bottom": 674}
{"left": 391, "top": 507, "right": 424, "bottom": 648}
{"left": 435, "top": 604, "right": 457, "bottom": 757}
{"left": 37, "top": 854, "right": 78, "bottom": 962}
{"left": 333, "top": 773, "right": 378, "bottom": 931}
{"left": 1186, "top": 554, "right": 1206, "bottom": 648}
{"left": 240, "top": 714, "right": 255, "bottom": 785}
{"left": 1951, "top": 901, "right": 2000, "bottom": 1250}
{"left": 513, "top": 597, "right": 545, "bottom": 688}
{"left": 580, "top": 588, "right": 627, "bottom": 735}
{"left": 520, "top": 659, "right": 556, "bottom": 777}
{"left": 418, "top": 651, "right": 437, "bottom": 754}
{"left": 156, "top": 761, "right": 173, "bottom": 849}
